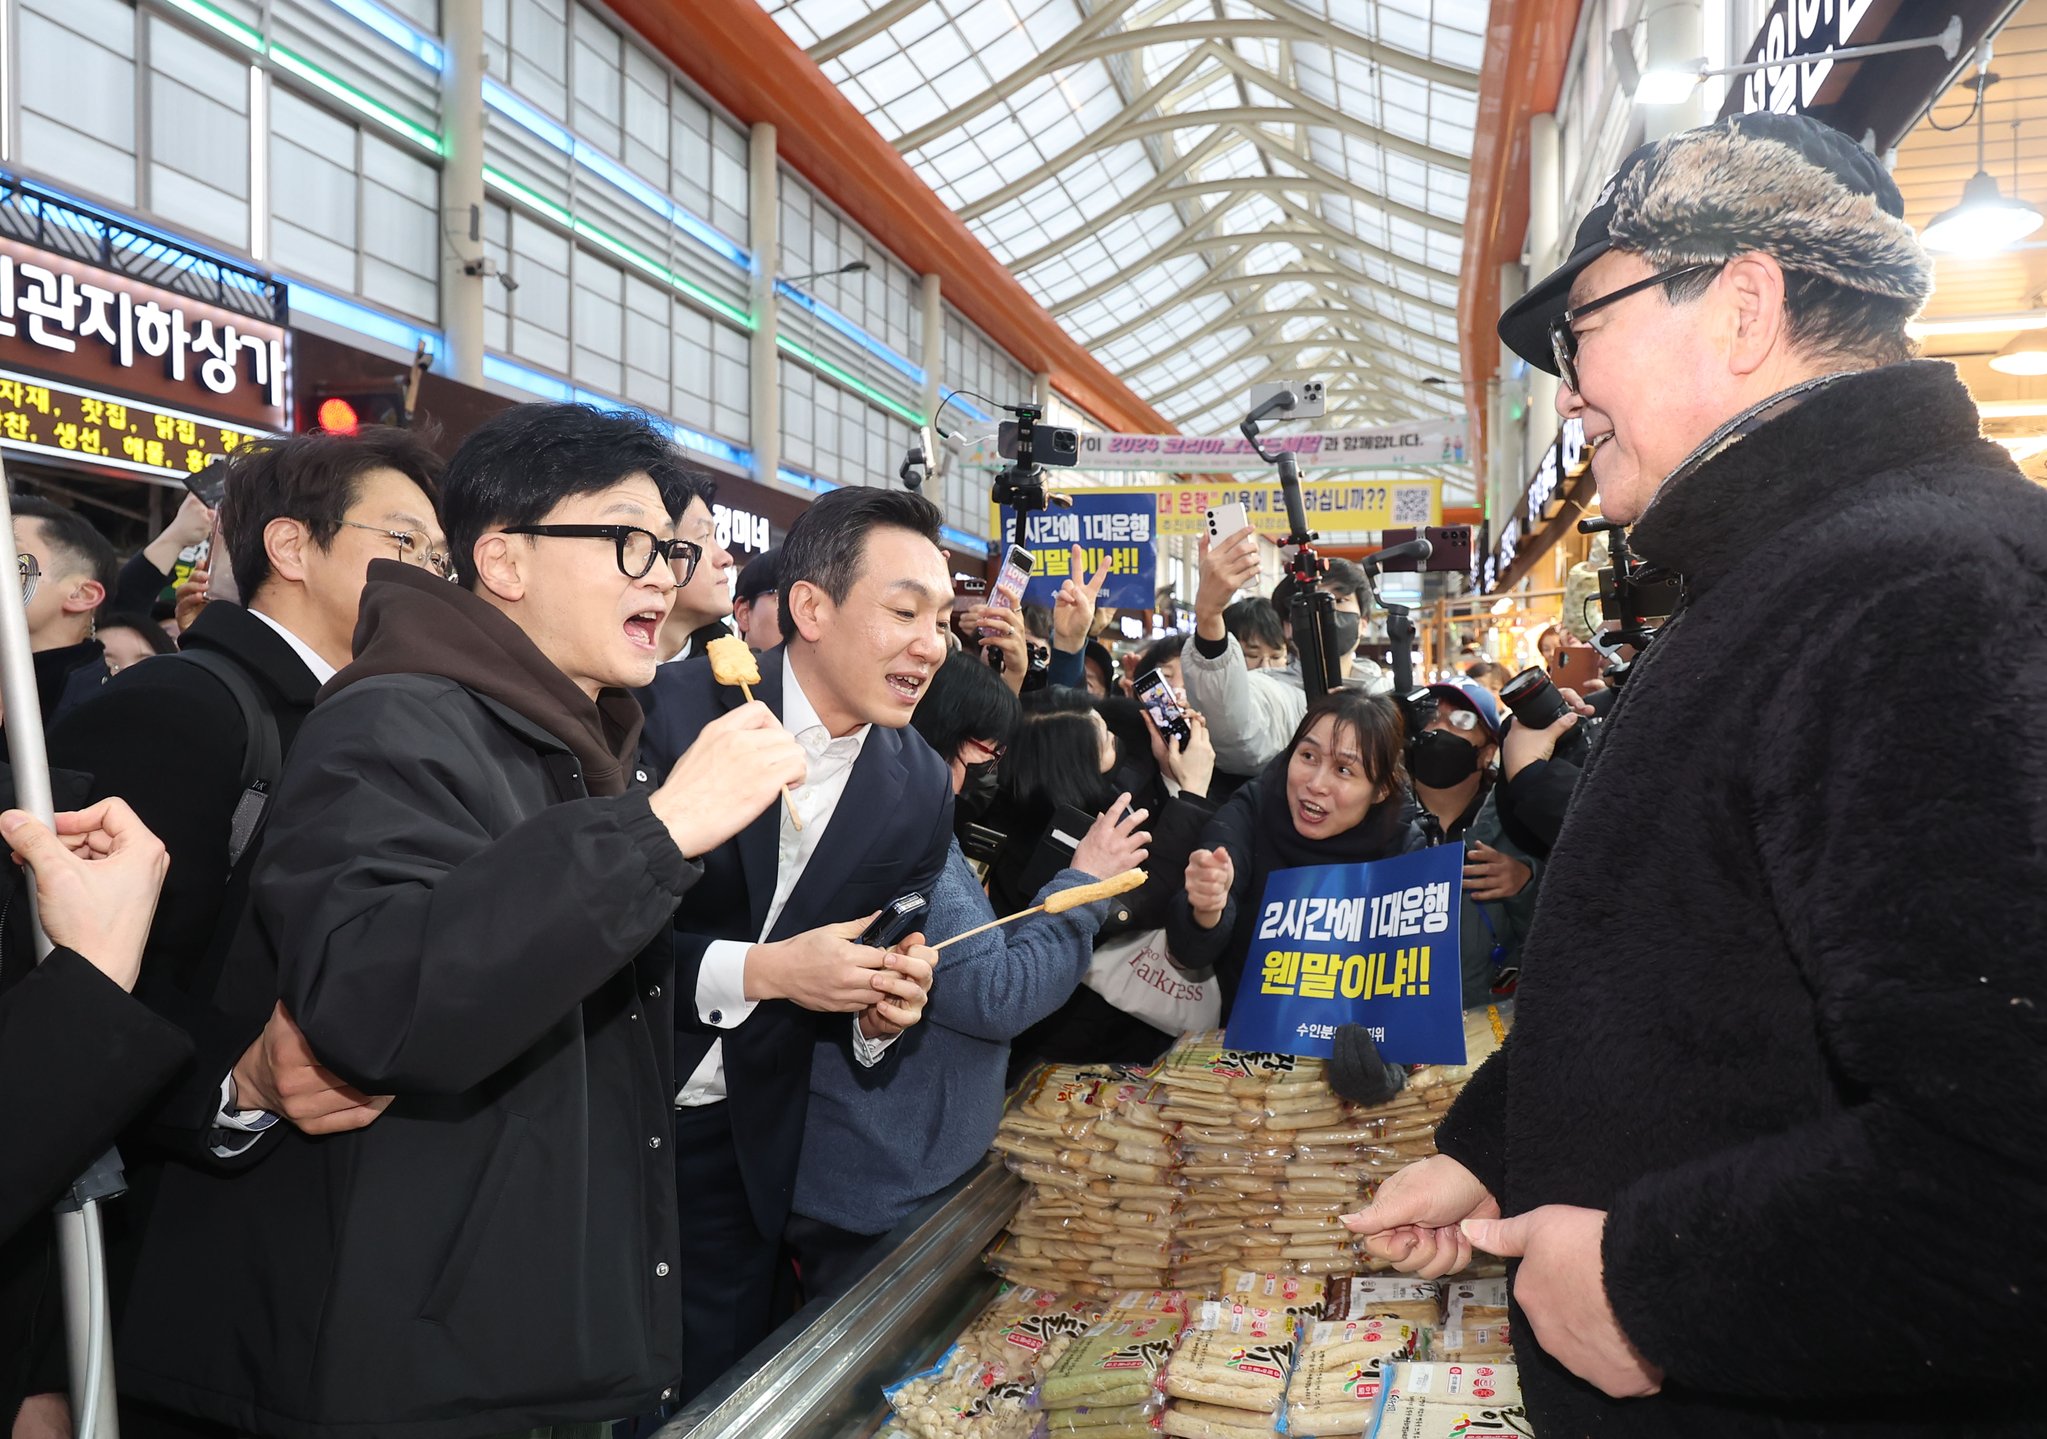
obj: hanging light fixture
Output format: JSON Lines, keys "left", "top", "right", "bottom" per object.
{"left": 1924, "top": 65, "right": 2043, "bottom": 254}
{"left": 1990, "top": 332, "right": 2047, "bottom": 374}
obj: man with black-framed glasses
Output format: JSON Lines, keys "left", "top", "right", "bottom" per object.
{"left": 118, "top": 403, "right": 809, "bottom": 1439}
{"left": 1349, "top": 111, "right": 2047, "bottom": 1439}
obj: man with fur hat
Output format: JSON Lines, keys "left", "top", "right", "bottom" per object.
{"left": 1349, "top": 112, "right": 2046, "bottom": 1435}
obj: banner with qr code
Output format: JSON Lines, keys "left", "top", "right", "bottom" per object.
{"left": 1224, "top": 846, "right": 1467, "bottom": 1064}
{"left": 1006, "top": 492, "right": 1158, "bottom": 609}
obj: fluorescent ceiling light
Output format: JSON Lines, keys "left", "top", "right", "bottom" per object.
{"left": 1907, "top": 311, "right": 2047, "bottom": 338}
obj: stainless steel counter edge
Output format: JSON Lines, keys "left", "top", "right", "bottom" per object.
{"left": 659, "top": 1160, "right": 1026, "bottom": 1439}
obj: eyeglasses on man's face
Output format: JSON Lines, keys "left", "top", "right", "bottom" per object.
{"left": 1548, "top": 261, "right": 1717, "bottom": 393}
{"left": 502, "top": 524, "right": 703, "bottom": 584}
{"left": 338, "top": 519, "right": 455, "bottom": 579}
{"left": 17, "top": 552, "right": 38, "bottom": 605}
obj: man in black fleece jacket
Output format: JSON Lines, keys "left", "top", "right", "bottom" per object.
{"left": 1348, "top": 113, "right": 2045, "bottom": 1436}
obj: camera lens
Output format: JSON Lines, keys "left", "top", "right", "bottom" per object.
{"left": 1052, "top": 431, "right": 1077, "bottom": 455}
{"left": 1501, "top": 666, "right": 1568, "bottom": 730}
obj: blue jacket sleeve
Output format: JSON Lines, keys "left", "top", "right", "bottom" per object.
{"left": 924, "top": 848, "right": 1109, "bottom": 1044}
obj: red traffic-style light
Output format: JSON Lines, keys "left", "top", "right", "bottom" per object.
{"left": 317, "top": 397, "right": 361, "bottom": 434}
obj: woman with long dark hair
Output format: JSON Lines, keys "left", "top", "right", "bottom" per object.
{"left": 1168, "top": 689, "right": 1419, "bottom": 1015}
{"left": 992, "top": 686, "right": 1224, "bottom": 1075}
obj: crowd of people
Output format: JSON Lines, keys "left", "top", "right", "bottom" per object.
{"left": 0, "top": 398, "right": 1537, "bottom": 1439}
{"left": 0, "top": 109, "right": 2040, "bottom": 1439}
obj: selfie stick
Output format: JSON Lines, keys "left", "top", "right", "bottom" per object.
{"left": 1242, "top": 392, "right": 1339, "bottom": 701}
{"left": 0, "top": 466, "right": 126, "bottom": 1439}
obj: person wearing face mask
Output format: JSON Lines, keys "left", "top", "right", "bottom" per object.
{"left": 1167, "top": 690, "right": 1419, "bottom": 1019}
{"left": 1398, "top": 681, "right": 1539, "bottom": 1010}
{"left": 787, "top": 653, "right": 1148, "bottom": 1300}
{"left": 1181, "top": 532, "right": 1388, "bottom": 782}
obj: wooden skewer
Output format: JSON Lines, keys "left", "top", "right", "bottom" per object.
{"left": 933, "top": 904, "right": 1044, "bottom": 951}
{"left": 737, "top": 679, "right": 803, "bottom": 832}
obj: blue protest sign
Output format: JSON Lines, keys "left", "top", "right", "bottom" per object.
{"left": 1223, "top": 845, "right": 1467, "bottom": 1064}
{"left": 1002, "top": 493, "right": 1157, "bottom": 608}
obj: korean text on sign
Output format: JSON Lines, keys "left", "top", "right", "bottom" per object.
{"left": 1223, "top": 846, "right": 1468, "bottom": 1065}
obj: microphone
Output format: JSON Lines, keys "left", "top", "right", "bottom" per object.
{"left": 1364, "top": 538, "right": 1432, "bottom": 574}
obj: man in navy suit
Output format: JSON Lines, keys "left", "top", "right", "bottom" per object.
{"left": 638, "top": 484, "right": 952, "bottom": 1400}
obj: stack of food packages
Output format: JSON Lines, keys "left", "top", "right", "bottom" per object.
{"left": 1033, "top": 1290, "right": 1189, "bottom": 1438}
{"left": 1285, "top": 1276, "right": 1440, "bottom": 1438}
{"left": 1367, "top": 1361, "right": 1525, "bottom": 1439}
{"left": 987, "top": 1065, "right": 1181, "bottom": 1298}
{"left": 881, "top": 1284, "right": 1101, "bottom": 1439}
{"left": 1156, "top": 1298, "right": 1298, "bottom": 1439}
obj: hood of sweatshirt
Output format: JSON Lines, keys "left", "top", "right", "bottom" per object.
{"left": 323, "top": 560, "right": 642, "bottom": 796}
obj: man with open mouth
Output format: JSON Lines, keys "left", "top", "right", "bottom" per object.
{"left": 117, "top": 402, "right": 808, "bottom": 1439}
{"left": 639, "top": 482, "right": 953, "bottom": 1403}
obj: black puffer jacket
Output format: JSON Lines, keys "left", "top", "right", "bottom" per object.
{"left": 118, "top": 565, "right": 702, "bottom": 1439}
{"left": 1434, "top": 362, "right": 2047, "bottom": 1436}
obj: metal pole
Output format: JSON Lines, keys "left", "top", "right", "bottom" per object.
{"left": 0, "top": 463, "right": 124, "bottom": 1439}
{"left": 748, "top": 122, "right": 780, "bottom": 490}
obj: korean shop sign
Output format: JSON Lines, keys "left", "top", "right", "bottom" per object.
{"left": 0, "top": 368, "right": 268, "bottom": 484}
{"left": 0, "top": 235, "right": 287, "bottom": 433}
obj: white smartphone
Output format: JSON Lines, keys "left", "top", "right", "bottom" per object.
{"left": 1205, "top": 500, "right": 1251, "bottom": 543}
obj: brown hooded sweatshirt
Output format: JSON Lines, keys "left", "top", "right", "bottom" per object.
{"left": 324, "top": 558, "right": 642, "bottom": 795}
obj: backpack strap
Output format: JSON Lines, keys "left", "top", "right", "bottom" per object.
{"left": 176, "top": 649, "right": 285, "bottom": 870}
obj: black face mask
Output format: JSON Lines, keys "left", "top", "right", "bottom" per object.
{"left": 1329, "top": 610, "right": 1361, "bottom": 660}
{"left": 1408, "top": 728, "right": 1479, "bottom": 789}
{"left": 957, "top": 759, "right": 1002, "bottom": 822}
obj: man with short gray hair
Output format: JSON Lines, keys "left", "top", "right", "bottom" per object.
{"left": 1351, "top": 111, "right": 2046, "bottom": 1436}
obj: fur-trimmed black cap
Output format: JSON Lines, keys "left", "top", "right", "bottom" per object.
{"left": 1499, "top": 112, "right": 1931, "bottom": 374}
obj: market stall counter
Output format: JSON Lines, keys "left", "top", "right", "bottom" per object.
{"left": 657, "top": 1162, "right": 1027, "bottom": 1439}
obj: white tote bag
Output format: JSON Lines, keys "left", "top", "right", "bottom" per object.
{"left": 1081, "top": 928, "right": 1222, "bottom": 1036}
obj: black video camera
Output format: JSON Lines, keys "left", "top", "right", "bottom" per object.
{"left": 1500, "top": 666, "right": 1594, "bottom": 766}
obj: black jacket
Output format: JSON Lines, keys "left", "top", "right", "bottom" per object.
{"left": 1433, "top": 362, "right": 2047, "bottom": 1436}
{"left": 118, "top": 568, "right": 701, "bottom": 1439}
{"left": 638, "top": 648, "right": 953, "bottom": 1237}
{"left": 48, "top": 601, "right": 323, "bottom": 1156}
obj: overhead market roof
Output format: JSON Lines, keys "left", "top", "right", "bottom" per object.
{"left": 757, "top": 0, "right": 1483, "bottom": 473}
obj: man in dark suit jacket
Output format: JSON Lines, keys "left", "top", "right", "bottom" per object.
{"left": 638, "top": 485, "right": 953, "bottom": 1401}
{"left": 49, "top": 428, "right": 447, "bottom": 1162}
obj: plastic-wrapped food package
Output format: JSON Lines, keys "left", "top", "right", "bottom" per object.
{"left": 882, "top": 1285, "right": 1102, "bottom": 1439}
{"left": 1035, "top": 1306, "right": 1188, "bottom": 1412}
{"left": 1156, "top": 1301, "right": 1296, "bottom": 1438}
{"left": 1218, "top": 1268, "right": 1326, "bottom": 1316}
{"left": 1282, "top": 1313, "right": 1429, "bottom": 1436}
{"left": 1153, "top": 1034, "right": 1365, "bottom": 1286}
{"left": 990, "top": 1068, "right": 1185, "bottom": 1297}
{"left": 1437, "top": 1279, "right": 1512, "bottom": 1362}
{"left": 1323, "top": 1275, "right": 1442, "bottom": 1329}
{"left": 1367, "top": 1361, "right": 1527, "bottom": 1438}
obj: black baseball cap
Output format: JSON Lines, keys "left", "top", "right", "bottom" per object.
{"left": 1498, "top": 112, "right": 1919, "bottom": 374}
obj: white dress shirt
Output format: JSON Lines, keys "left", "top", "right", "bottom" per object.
{"left": 676, "top": 651, "right": 894, "bottom": 1105}
{"left": 211, "top": 607, "right": 335, "bottom": 1154}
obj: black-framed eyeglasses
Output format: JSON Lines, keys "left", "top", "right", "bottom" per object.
{"left": 1548, "top": 262, "right": 1717, "bottom": 393}
{"left": 338, "top": 519, "right": 455, "bottom": 579}
{"left": 17, "top": 552, "right": 38, "bottom": 605}
{"left": 503, "top": 524, "right": 702, "bottom": 583}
